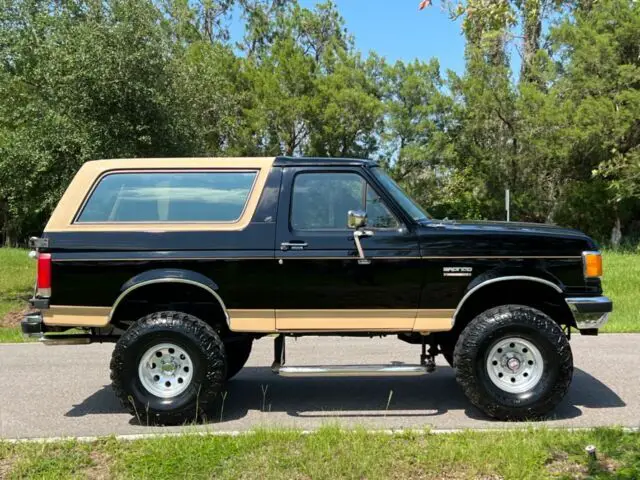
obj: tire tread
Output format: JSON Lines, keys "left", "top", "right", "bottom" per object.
{"left": 453, "top": 304, "right": 573, "bottom": 421}
{"left": 110, "top": 311, "right": 226, "bottom": 425}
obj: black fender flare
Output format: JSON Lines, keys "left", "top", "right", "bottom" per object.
{"left": 452, "top": 268, "right": 565, "bottom": 326}
{"left": 109, "top": 268, "right": 228, "bottom": 324}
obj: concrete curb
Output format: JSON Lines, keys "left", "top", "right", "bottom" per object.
{"left": 4, "top": 426, "right": 639, "bottom": 444}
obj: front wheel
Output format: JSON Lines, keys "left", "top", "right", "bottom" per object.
{"left": 110, "top": 311, "right": 227, "bottom": 425}
{"left": 225, "top": 338, "right": 253, "bottom": 380}
{"left": 454, "top": 305, "right": 573, "bottom": 421}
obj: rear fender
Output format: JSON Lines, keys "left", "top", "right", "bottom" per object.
{"left": 109, "top": 269, "right": 227, "bottom": 324}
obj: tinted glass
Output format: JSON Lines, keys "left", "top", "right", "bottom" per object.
{"left": 77, "top": 171, "right": 257, "bottom": 223}
{"left": 291, "top": 172, "right": 398, "bottom": 230}
{"left": 371, "top": 167, "right": 430, "bottom": 222}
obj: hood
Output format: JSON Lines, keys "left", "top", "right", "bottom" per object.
{"left": 418, "top": 219, "right": 599, "bottom": 256}
{"left": 445, "top": 219, "right": 586, "bottom": 238}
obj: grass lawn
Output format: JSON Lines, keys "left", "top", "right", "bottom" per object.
{"left": 600, "top": 251, "right": 639, "bottom": 333}
{"left": 0, "top": 248, "right": 34, "bottom": 342}
{"left": 1, "top": 427, "right": 639, "bottom": 479}
{"left": 0, "top": 248, "right": 637, "bottom": 340}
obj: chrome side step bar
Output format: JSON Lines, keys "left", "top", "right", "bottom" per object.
{"left": 35, "top": 334, "right": 119, "bottom": 345}
{"left": 270, "top": 334, "right": 435, "bottom": 377}
{"left": 273, "top": 364, "right": 430, "bottom": 377}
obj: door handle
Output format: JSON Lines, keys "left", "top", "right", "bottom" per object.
{"left": 280, "top": 241, "right": 308, "bottom": 251}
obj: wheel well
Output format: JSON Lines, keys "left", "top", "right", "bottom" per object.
{"left": 437, "top": 280, "right": 574, "bottom": 348}
{"left": 109, "top": 282, "right": 229, "bottom": 336}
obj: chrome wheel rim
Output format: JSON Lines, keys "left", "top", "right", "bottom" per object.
{"left": 486, "top": 337, "right": 544, "bottom": 394}
{"left": 138, "top": 343, "right": 193, "bottom": 398}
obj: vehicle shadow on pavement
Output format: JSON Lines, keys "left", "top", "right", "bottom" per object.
{"left": 65, "top": 366, "right": 625, "bottom": 426}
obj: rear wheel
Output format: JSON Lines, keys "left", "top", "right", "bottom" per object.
{"left": 110, "top": 311, "right": 226, "bottom": 425}
{"left": 454, "top": 305, "right": 573, "bottom": 421}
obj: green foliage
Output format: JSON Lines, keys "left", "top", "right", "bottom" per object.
{"left": 553, "top": 0, "right": 640, "bottom": 209}
{"left": 380, "top": 58, "right": 455, "bottom": 214}
{"left": 0, "top": 0, "right": 188, "bottom": 243}
{"left": 0, "top": 0, "right": 639, "bottom": 246}
{"left": 308, "top": 51, "right": 383, "bottom": 158}
{"left": 413, "top": 0, "right": 640, "bottom": 241}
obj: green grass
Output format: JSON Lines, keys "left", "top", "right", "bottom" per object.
{"left": 0, "top": 248, "right": 34, "bottom": 342}
{"left": 0, "top": 327, "right": 28, "bottom": 343}
{"left": 0, "top": 248, "right": 638, "bottom": 340}
{"left": 600, "top": 251, "right": 639, "bottom": 333}
{"left": 1, "top": 427, "right": 639, "bottom": 479}
{"left": 0, "top": 248, "right": 33, "bottom": 318}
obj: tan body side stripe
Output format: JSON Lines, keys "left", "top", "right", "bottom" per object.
{"left": 228, "top": 309, "right": 275, "bottom": 332}
{"left": 275, "top": 309, "right": 416, "bottom": 331}
{"left": 414, "top": 309, "right": 455, "bottom": 332}
{"left": 43, "top": 306, "right": 111, "bottom": 327}
{"left": 229, "top": 309, "right": 455, "bottom": 333}
{"left": 43, "top": 307, "right": 454, "bottom": 332}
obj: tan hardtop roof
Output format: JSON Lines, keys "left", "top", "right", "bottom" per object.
{"left": 44, "top": 157, "right": 276, "bottom": 233}
{"left": 83, "top": 157, "right": 276, "bottom": 170}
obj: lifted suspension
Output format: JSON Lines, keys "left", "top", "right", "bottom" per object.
{"left": 420, "top": 335, "right": 437, "bottom": 373}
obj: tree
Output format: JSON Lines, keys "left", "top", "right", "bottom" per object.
{"left": 307, "top": 52, "right": 383, "bottom": 158}
{"left": 378, "top": 59, "right": 457, "bottom": 216}
{"left": 0, "top": 0, "right": 182, "bottom": 243}
{"left": 552, "top": 0, "right": 640, "bottom": 244}
{"left": 0, "top": 0, "right": 638, "bottom": 245}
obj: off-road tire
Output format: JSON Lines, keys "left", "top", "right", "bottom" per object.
{"left": 438, "top": 335, "right": 456, "bottom": 367}
{"left": 110, "top": 311, "right": 226, "bottom": 425}
{"left": 225, "top": 339, "right": 253, "bottom": 380}
{"left": 442, "top": 350, "right": 454, "bottom": 367}
{"left": 453, "top": 305, "right": 573, "bottom": 421}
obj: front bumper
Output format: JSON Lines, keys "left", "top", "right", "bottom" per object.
{"left": 565, "top": 296, "right": 612, "bottom": 330}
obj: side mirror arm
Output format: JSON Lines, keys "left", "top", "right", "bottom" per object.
{"left": 353, "top": 229, "right": 374, "bottom": 265}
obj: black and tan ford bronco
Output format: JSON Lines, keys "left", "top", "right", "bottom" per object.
{"left": 22, "top": 156, "right": 612, "bottom": 424}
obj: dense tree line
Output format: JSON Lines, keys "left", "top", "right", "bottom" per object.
{"left": 0, "top": 0, "right": 638, "bottom": 246}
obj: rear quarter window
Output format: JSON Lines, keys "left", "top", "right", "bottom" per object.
{"left": 76, "top": 171, "right": 258, "bottom": 223}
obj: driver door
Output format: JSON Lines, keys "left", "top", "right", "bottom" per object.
{"left": 275, "top": 166, "right": 422, "bottom": 331}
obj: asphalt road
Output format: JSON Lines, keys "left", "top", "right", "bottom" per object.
{"left": 1, "top": 334, "right": 638, "bottom": 439}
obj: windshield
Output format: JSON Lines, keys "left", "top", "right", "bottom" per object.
{"left": 371, "top": 167, "right": 431, "bottom": 222}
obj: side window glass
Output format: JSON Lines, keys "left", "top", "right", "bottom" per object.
{"left": 366, "top": 186, "right": 399, "bottom": 229}
{"left": 76, "top": 171, "right": 257, "bottom": 223}
{"left": 290, "top": 172, "right": 399, "bottom": 230}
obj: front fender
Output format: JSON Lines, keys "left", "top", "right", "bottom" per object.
{"left": 464, "top": 264, "right": 564, "bottom": 294}
{"left": 453, "top": 267, "right": 565, "bottom": 324}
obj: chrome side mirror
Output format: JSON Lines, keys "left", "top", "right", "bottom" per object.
{"left": 347, "top": 210, "right": 367, "bottom": 229}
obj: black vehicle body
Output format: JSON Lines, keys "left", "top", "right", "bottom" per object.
{"left": 25, "top": 156, "right": 608, "bottom": 334}
{"left": 22, "top": 156, "right": 612, "bottom": 423}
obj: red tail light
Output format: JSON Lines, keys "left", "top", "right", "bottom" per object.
{"left": 37, "top": 253, "right": 52, "bottom": 297}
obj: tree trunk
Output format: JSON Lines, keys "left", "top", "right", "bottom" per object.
{"left": 521, "top": 0, "right": 542, "bottom": 82}
{"left": 610, "top": 214, "right": 622, "bottom": 248}
{"left": 0, "top": 199, "right": 7, "bottom": 247}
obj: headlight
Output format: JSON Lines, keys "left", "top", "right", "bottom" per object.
{"left": 582, "top": 251, "right": 603, "bottom": 279}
